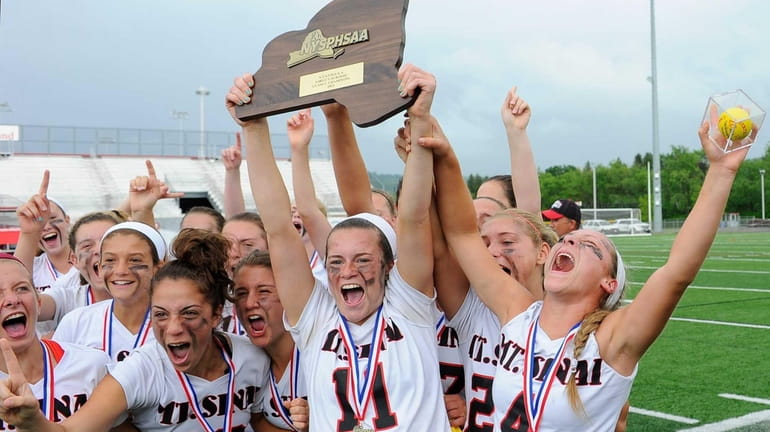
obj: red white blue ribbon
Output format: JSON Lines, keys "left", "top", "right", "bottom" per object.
{"left": 176, "top": 337, "right": 236, "bottom": 432}
{"left": 338, "top": 305, "right": 386, "bottom": 425}
{"left": 39, "top": 341, "right": 56, "bottom": 421}
{"left": 268, "top": 347, "right": 301, "bottom": 431}
{"left": 85, "top": 285, "right": 94, "bottom": 306}
{"left": 229, "top": 313, "right": 245, "bottom": 336}
{"left": 522, "top": 316, "right": 581, "bottom": 431}
{"left": 44, "top": 255, "right": 60, "bottom": 280}
{"left": 101, "top": 301, "right": 152, "bottom": 357}
{"left": 309, "top": 250, "right": 320, "bottom": 270}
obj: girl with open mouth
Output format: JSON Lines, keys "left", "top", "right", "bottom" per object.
{"left": 0, "top": 253, "right": 130, "bottom": 430}
{"left": 428, "top": 110, "right": 753, "bottom": 430}
{"left": 225, "top": 63, "right": 451, "bottom": 431}
{"left": 0, "top": 228, "right": 276, "bottom": 431}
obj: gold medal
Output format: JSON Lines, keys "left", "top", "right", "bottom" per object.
{"left": 353, "top": 424, "right": 374, "bottom": 432}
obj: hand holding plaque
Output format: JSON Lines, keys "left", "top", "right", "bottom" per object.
{"left": 235, "top": 0, "right": 414, "bottom": 128}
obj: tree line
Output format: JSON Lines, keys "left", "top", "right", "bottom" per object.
{"left": 371, "top": 143, "right": 770, "bottom": 221}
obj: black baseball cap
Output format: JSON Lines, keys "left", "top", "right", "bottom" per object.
{"left": 542, "top": 199, "right": 581, "bottom": 223}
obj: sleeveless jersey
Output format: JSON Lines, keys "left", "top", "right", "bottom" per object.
{"left": 52, "top": 300, "right": 155, "bottom": 363}
{"left": 0, "top": 341, "right": 111, "bottom": 430}
{"left": 492, "top": 302, "right": 636, "bottom": 432}
{"left": 110, "top": 334, "right": 271, "bottom": 432}
{"left": 287, "top": 267, "right": 450, "bottom": 432}
{"left": 447, "top": 288, "right": 501, "bottom": 431}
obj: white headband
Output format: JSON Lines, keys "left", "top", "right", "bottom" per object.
{"left": 47, "top": 196, "right": 67, "bottom": 216}
{"left": 604, "top": 249, "right": 626, "bottom": 308}
{"left": 102, "top": 221, "right": 167, "bottom": 260}
{"left": 339, "top": 212, "right": 397, "bottom": 259}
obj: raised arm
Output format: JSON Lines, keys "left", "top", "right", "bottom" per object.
{"left": 604, "top": 120, "right": 753, "bottom": 371}
{"left": 222, "top": 133, "right": 247, "bottom": 217}
{"left": 420, "top": 119, "right": 470, "bottom": 319}
{"left": 421, "top": 122, "right": 535, "bottom": 324}
{"left": 501, "top": 86, "right": 540, "bottom": 215}
{"left": 288, "top": 109, "right": 332, "bottom": 258}
{"left": 393, "top": 64, "right": 436, "bottom": 297}
{"left": 322, "top": 103, "right": 377, "bottom": 215}
{"left": 226, "top": 74, "right": 315, "bottom": 326}
{"left": 13, "top": 171, "right": 51, "bottom": 271}
{"left": 128, "top": 160, "right": 184, "bottom": 227}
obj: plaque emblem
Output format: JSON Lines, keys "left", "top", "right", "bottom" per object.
{"left": 287, "top": 28, "right": 370, "bottom": 67}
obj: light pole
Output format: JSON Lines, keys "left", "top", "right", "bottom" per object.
{"left": 761, "top": 169, "right": 766, "bottom": 220}
{"left": 195, "top": 86, "right": 210, "bottom": 158}
{"left": 591, "top": 163, "right": 597, "bottom": 220}
{"left": 171, "top": 110, "right": 189, "bottom": 156}
{"left": 649, "top": 0, "right": 663, "bottom": 233}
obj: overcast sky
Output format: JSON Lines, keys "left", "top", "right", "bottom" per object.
{"left": 1, "top": 0, "right": 769, "bottom": 175}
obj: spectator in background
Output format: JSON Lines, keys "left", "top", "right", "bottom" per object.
{"left": 542, "top": 198, "right": 582, "bottom": 237}
{"left": 180, "top": 206, "right": 225, "bottom": 233}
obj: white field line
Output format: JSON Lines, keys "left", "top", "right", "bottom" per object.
{"left": 627, "top": 281, "right": 770, "bottom": 294}
{"left": 677, "top": 409, "right": 770, "bottom": 431}
{"left": 626, "top": 255, "right": 770, "bottom": 263}
{"left": 629, "top": 406, "right": 699, "bottom": 424}
{"left": 669, "top": 317, "right": 770, "bottom": 330}
{"left": 718, "top": 393, "right": 770, "bottom": 405}
{"left": 631, "top": 266, "right": 770, "bottom": 275}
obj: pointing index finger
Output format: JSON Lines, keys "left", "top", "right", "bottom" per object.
{"left": 38, "top": 170, "right": 50, "bottom": 196}
{"left": 145, "top": 160, "right": 157, "bottom": 179}
{"left": 0, "top": 339, "right": 25, "bottom": 386}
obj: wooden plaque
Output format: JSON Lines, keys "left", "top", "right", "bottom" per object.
{"left": 235, "top": 0, "right": 413, "bottom": 128}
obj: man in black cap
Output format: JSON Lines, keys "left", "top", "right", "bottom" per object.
{"left": 542, "top": 199, "right": 581, "bottom": 237}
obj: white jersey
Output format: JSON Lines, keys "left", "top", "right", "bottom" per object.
{"left": 52, "top": 300, "right": 155, "bottom": 363}
{"left": 110, "top": 333, "right": 271, "bottom": 432}
{"left": 32, "top": 254, "right": 78, "bottom": 293}
{"left": 287, "top": 267, "right": 450, "bottom": 432}
{"left": 0, "top": 341, "right": 111, "bottom": 430}
{"left": 261, "top": 348, "right": 308, "bottom": 430}
{"left": 447, "top": 288, "right": 501, "bottom": 431}
{"left": 34, "top": 259, "right": 80, "bottom": 336}
{"left": 309, "top": 250, "right": 327, "bottom": 284}
{"left": 434, "top": 308, "right": 465, "bottom": 396}
{"left": 492, "top": 302, "right": 636, "bottom": 432}
{"left": 41, "top": 282, "right": 97, "bottom": 328}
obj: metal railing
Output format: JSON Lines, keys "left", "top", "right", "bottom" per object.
{"left": 0, "top": 124, "right": 331, "bottom": 160}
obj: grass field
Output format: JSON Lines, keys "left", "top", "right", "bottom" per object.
{"left": 611, "top": 231, "right": 770, "bottom": 431}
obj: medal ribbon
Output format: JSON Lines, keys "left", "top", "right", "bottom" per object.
{"left": 338, "top": 305, "right": 385, "bottom": 425}
{"left": 45, "top": 256, "right": 60, "bottom": 280}
{"left": 522, "top": 317, "right": 581, "bottom": 431}
{"left": 229, "top": 313, "right": 245, "bottom": 336}
{"left": 101, "top": 301, "right": 152, "bottom": 357}
{"left": 309, "top": 250, "right": 320, "bottom": 269}
{"left": 85, "top": 285, "right": 94, "bottom": 306}
{"left": 176, "top": 337, "right": 236, "bottom": 432}
{"left": 268, "top": 347, "right": 301, "bottom": 431}
{"left": 39, "top": 341, "right": 56, "bottom": 421}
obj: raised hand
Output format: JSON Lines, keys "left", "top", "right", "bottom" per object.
{"left": 698, "top": 120, "right": 751, "bottom": 174}
{"left": 221, "top": 133, "right": 243, "bottom": 171}
{"left": 15, "top": 171, "right": 51, "bottom": 234}
{"left": 398, "top": 64, "right": 436, "bottom": 119}
{"left": 393, "top": 122, "right": 410, "bottom": 163}
{"left": 284, "top": 398, "right": 309, "bottom": 432}
{"left": 287, "top": 109, "right": 314, "bottom": 152}
{"left": 417, "top": 116, "right": 453, "bottom": 159}
{"left": 225, "top": 73, "right": 262, "bottom": 128}
{"left": 129, "top": 160, "right": 184, "bottom": 215}
{"left": 501, "top": 86, "right": 531, "bottom": 131}
{"left": 0, "top": 339, "right": 42, "bottom": 428}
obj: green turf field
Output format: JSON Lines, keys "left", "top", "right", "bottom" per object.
{"left": 610, "top": 231, "right": 770, "bottom": 431}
